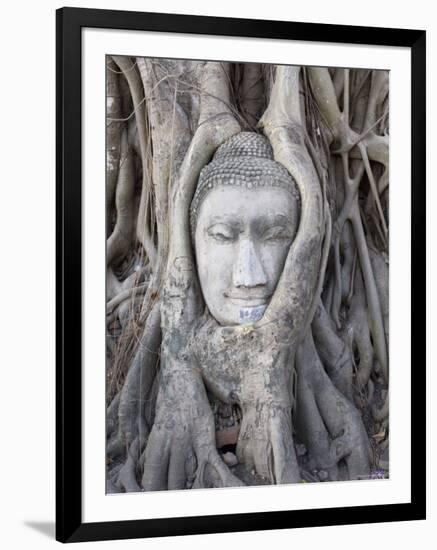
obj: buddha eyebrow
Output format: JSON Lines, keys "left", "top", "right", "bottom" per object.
{"left": 206, "top": 216, "right": 243, "bottom": 229}
{"left": 255, "top": 213, "right": 293, "bottom": 229}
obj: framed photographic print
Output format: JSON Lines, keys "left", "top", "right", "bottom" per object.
{"left": 56, "top": 6, "right": 426, "bottom": 543}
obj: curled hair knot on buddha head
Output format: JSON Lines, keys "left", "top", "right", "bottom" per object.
{"left": 190, "top": 132, "right": 300, "bottom": 239}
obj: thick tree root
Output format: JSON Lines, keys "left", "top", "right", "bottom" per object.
{"left": 107, "top": 130, "right": 136, "bottom": 266}
{"left": 141, "top": 359, "right": 244, "bottom": 491}
{"left": 295, "top": 331, "right": 370, "bottom": 480}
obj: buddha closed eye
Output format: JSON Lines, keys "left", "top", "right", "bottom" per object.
{"left": 190, "top": 131, "right": 300, "bottom": 326}
{"left": 207, "top": 214, "right": 293, "bottom": 243}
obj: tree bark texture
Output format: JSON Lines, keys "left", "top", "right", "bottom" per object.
{"left": 105, "top": 58, "right": 389, "bottom": 492}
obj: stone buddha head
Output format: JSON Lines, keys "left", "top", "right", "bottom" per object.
{"left": 190, "top": 132, "right": 300, "bottom": 326}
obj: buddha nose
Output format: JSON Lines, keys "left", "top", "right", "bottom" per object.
{"left": 232, "top": 238, "right": 268, "bottom": 288}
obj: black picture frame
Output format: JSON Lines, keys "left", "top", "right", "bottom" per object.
{"left": 56, "top": 6, "right": 426, "bottom": 543}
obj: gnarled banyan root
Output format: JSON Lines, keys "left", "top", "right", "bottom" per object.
{"left": 106, "top": 61, "right": 389, "bottom": 491}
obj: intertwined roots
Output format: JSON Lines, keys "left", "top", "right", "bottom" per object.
{"left": 106, "top": 59, "right": 389, "bottom": 492}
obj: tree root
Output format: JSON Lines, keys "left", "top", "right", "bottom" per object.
{"left": 259, "top": 65, "right": 324, "bottom": 339}
{"left": 106, "top": 283, "right": 147, "bottom": 315}
{"left": 296, "top": 331, "right": 370, "bottom": 480}
{"left": 349, "top": 267, "right": 374, "bottom": 389}
{"left": 237, "top": 63, "right": 264, "bottom": 129}
{"left": 106, "top": 58, "right": 123, "bottom": 236}
{"left": 141, "top": 360, "right": 244, "bottom": 491}
{"left": 107, "top": 301, "right": 161, "bottom": 458}
{"left": 312, "top": 300, "right": 353, "bottom": 400}
{"left": 112, "top": 56, "right": 157, "bottom": 266}
{"left": 106, "top": 130, "right": 136, "bottom": 266}
{"left": 116, "top": 436, "right": 142, "bottom": 492}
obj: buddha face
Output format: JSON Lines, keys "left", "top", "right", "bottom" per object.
{"left": 194, "top": 185, "right": 299, "bottom": 326}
